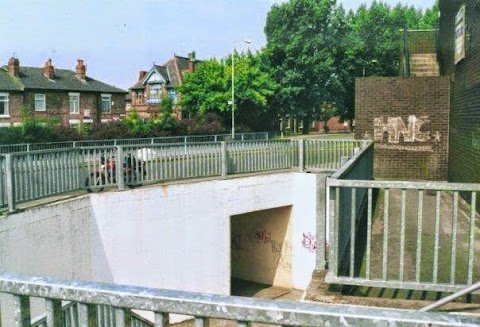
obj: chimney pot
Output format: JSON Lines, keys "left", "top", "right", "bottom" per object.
{"left": 7, "top": 57, "right": 20, "bottom": 77}
{"left": 188, "top": 51, "right": 196, "bottom": 72}
{"left": 75, "top": 59, "right": 86, "bottom": 81}
{"left": 138, "top": 70, "right": 148, "bottom": 81}
{"left": 43, "top": 58, "right": 55, "bottom": 80}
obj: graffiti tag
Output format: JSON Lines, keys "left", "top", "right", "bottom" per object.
{"left": 373, "top": 115, "right": 440, "bottom": 144}
{"left": 302, "top": 232, "right": 317, "bottom": 252}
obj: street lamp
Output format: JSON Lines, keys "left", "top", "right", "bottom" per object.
{"left": 231, "top": 39, "right": 252, "bottom": 139}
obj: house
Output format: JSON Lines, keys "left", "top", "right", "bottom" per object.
{"left": 128, "top": 51, "right": 200, "bottom": 120}
{"left": 0, "top": 57, "right": 127, "bottom": 127}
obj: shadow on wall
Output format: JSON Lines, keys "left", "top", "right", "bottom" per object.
{"left": 230, "top": 206, "right": 293, "bottom": 289}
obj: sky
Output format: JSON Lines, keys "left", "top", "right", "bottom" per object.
{"left": 0, "top": 0, "right": 435, "bottom": 90}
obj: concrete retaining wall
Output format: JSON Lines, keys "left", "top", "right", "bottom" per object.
{"left": 0, "top": 172, "right": 320, "bottom": 303}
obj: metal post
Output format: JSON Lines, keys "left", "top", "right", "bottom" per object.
{"left": 115, "top": 308, "right": 132, "bottom": 327}
{"left": 46, "top": 299, "right": 62, "bottom": 327}
{"left": 12, "top": 294, "right": 30, "bottom": 327}
{"left": 78, "top": 303, "right": 98, "bottom": 327}
{"left": 221, "top": 141, "right": 227, "bottom": 178}
{"left": 116, "top": 146, "right": 125, "bottom": 190}
{"left": 155, "top": 312, "right": 169, "bottom": 327}
{"left": 5, "top": 154, "right": 15, "bottom": 212}
{"left": 298, "top": 139, "right": 304, "bottom": 172}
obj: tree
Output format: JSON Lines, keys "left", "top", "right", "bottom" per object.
{"left": 265, "top": 0, "right": 346, "bottom": 134}
{"left": 337, "top": 1, "right": 439, "bottom": 127}
{"left": 178, "top": 52, "right": 277, "bottom": 132}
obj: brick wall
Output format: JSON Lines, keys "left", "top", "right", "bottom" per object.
{"left": 0, "top": 92, "right": 125, "bottom": 127}
{"left": 439, "top": 0, "right": 480, "bottom": 184}
{"left": 355, "top": 77, "right": 450, "bottom": 180}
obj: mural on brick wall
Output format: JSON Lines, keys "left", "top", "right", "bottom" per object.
{"left": 364, "top": 115, "right": 442, "bottom": 151}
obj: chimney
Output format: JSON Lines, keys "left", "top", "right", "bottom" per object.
{"left": 188, "top": 51, "right": 196, "bottom": 72}
{"left": 7, "top": 57, "right": 20, "bottom": 77}
{"left": 138, "top": 70, "right": 147, "bottom": 81}
{"left": 75, "top": 59, "right": 86, "bottom": 81}
{"left": 43, "top": 58, "right": 55, "bottom": 80}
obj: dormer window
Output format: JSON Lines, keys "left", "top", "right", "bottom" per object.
{"left": 148, "top": 84, "right": 161, "bottom": 104}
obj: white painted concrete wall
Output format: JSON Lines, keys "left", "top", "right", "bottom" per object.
{"left": 0, "top": 172, "right": 320, "bottom": 303}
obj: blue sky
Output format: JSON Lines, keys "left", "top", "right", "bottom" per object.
{"left": 0, "top": 0, "right": 434, "bottom": 90}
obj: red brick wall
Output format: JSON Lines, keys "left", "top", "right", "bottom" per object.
{"left": 0, "top": 92, "right": 125, "bottom": 127}
{"left": 355, "top": 77, "right": 450, "bottom": 180}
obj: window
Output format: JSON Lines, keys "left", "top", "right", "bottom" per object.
{"left": 148, "top": 84, "right": 161, "bottom": 104}
{"left": 101, "top": 94, "right": 111, "bottom": 113}
{"left": 135, "top": 90, "right": 144, "bottom": 105}
{"left": 168, "top": 89, "right": 177, "bottom": 103}
{"left": 35, "top": 94, "right": 46, "bottom": 111}
{"left": 69, "top": 93, "right": 80, "bottom": 114}
{"left": 0, "top": 93, "right": 9, "bottom": 116}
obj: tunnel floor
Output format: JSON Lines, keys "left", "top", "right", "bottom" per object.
{"left": 231, "top": 278, "right": 303, "bottom": 300}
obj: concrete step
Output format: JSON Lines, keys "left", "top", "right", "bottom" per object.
{"left": 409, "top": 53, "right": 439, "bottom": 76}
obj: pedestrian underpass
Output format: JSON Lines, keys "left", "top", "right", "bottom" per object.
{"left": 0, "top": 173, "right": 321, "bottom": 312}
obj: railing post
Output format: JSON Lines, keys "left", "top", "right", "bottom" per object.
{"left": 154, "top": 312, "right": 169, "bottom": 327}
{"left": 5, "top": 154, "right": 16, "bottom": 212}
{"left": 298, "top": 139, "right": 304, "bottom": 172}
{"left": 315, "top": 173, "right": 329, "bottom": 272}
{"left": 116, "top": 146, "right": 125, "bottom": 190}
{"left": 12, "top": 294, "right": 30, "bottom": 327}
{"left": 115, "top": 308, "right": 132, "bottom": 327}
{"left": 221, "top": 141, "right": 227, "bottom": 178}
{"left": 46, "top": 299, "right": 62, "bottom": 327}
{"left": 78, "top": 303, "right": 98, "bottom": 327}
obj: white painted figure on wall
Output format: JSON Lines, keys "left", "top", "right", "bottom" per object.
{"left": 373, "top": 115, "right": 441, "bottom": 143}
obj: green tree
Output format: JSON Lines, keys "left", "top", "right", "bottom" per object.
{"left": 123, "top": 109, "right": 148, "bottom": 137}
{"left": 265, "top": 0, "right": 346, "bottom": 134}
{"left": 337, "top": 1, "right": 439, "bottom": 127}
{"left": 179, "top": 52, "right": 277, "bottom": 131}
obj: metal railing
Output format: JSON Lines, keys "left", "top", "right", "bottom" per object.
{"left": 0, "top": 132, "right": 269, "bottom": 154}
{"left": 1, "top": 272, "right": 478, "bottom": 327}
{"left": 326, "top": 143, "right": 480, "bottom": 293}
{"left": 32, "top": 302, "right": 153, "bottom": 327}
{"left": 0, "top": 139, "right": 365, "bottom": 212}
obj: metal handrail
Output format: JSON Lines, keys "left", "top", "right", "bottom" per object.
{"left": 0, "top": 272, "right": 479, "bottom": 326}
{"left": 420, "top": 281, "right": 480, "bottom": 312}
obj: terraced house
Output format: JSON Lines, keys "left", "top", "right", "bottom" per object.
{"left": 129, "top": 51, "right": 200, "bottom": 120}
{"left": 0, "top": 57, "right": 127, "bottom": 127}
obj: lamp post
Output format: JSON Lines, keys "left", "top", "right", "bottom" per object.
{"left": 231, "top": 39, "right": 252, "bottom": 139}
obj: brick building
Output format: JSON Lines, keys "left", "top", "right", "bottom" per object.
{"left": 355, "top": 0, "right": 480, "bottom": 182}
{"left": 0, "top": 58, "right": 127, "bottom": 127}
{"left": 437, "top": 0, "right": 480, "bottom": 184}
{"left": 129, "top": 52, "right": 200, "bottom": 120}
